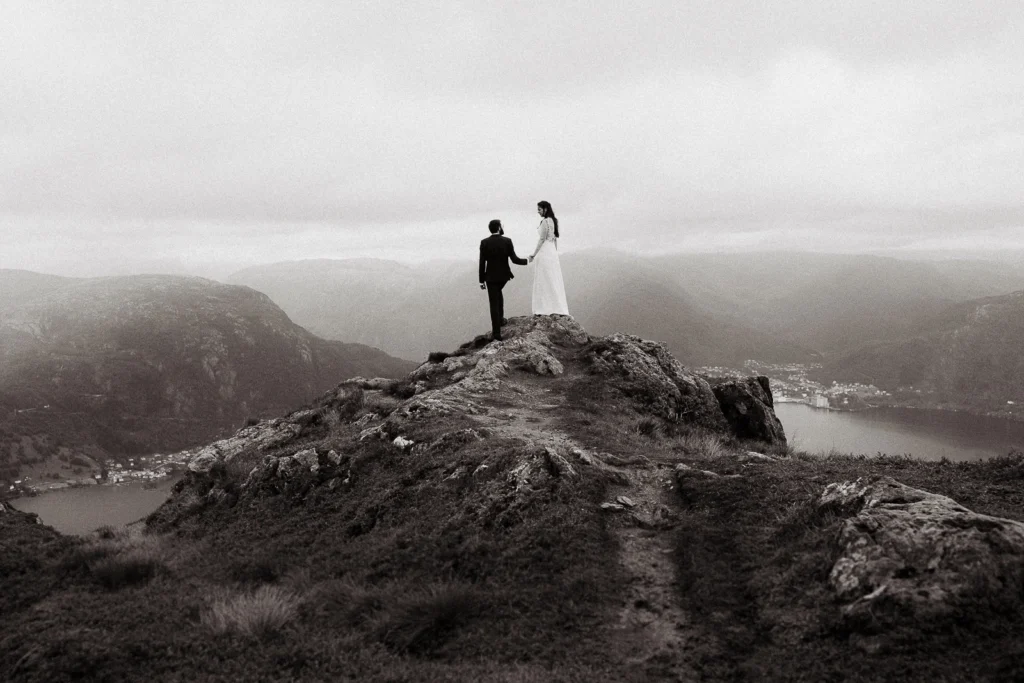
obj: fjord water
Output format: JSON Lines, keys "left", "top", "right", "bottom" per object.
{"left": 776, "top": 403, "right": 1024, "bottom": 461}
{"left": 10, "top": 475, "right": 180, "bottom": 535}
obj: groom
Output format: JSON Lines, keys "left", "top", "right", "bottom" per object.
{"left": 479, "top": 219, "right": 528, "bottom": 341}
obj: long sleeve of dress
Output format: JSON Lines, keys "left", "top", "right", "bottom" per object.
{"left": 531, "top": 219, "right": 551, "bottom": 258}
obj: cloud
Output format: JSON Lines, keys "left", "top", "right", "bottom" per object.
{"left": 1, "top": 1, "right": 1023, "bottom": 275}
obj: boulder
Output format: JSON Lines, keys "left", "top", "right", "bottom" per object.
{"left": 499, "top": 337, "right": 564, "bottom": 376}
{"left": 392, "top": 436, "right": 415, "bottom": 451}
{"left": 585, "top": 334, "right": 728, "bottom": 431}
{"left": 188, "top": 452, "right": 219, "bottom": 474}
{"left": 293, "top": 448, "right": 319, "bottom": 471}
{"left": 820, "top": 476, "right": 1024, "bottom": 629}
{"left": 709, "top": 376, "right": 786, "bottom": 445}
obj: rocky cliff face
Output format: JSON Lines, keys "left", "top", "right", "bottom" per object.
{"left": 0, "top": 274, "right": 414, "bottom": 482}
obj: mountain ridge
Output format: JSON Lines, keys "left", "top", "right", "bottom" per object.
{"left": 822, "top": 288, "right": 1024, "bottom": 415}
{"left": 0, "top": 273, "right": 414, "bottom": 487}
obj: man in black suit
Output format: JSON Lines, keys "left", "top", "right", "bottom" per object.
{"left": 479, "top": 219, "right": 528, "bottom": 341}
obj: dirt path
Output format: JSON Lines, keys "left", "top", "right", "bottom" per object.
{"left": 603, "top": 466, "right": 708, "bottom": 681}
{"left": 467, "top": 376, "right": 708, "bottom": 680}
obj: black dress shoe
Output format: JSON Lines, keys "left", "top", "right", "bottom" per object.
{"left": 493, "top": 335, "right": 503, "bottom": 342}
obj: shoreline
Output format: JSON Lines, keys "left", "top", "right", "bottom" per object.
{"left": 5, "top": 470, "right": 180, "bottom": 501}
{"left": 776, "top": 397, "right": 1024, "bottom": 424}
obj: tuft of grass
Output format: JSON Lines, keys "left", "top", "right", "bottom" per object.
{"left": 633, "top": 416, "right": 660, "bottom": 438}
{"left": 673, "top": 428, "right": 727, "bottom": 458}
{"left": 202, "top": 586, "right": 299, "bottom": 639}
{"left": 427, "top": 351, "right": 451, "bottom": 363}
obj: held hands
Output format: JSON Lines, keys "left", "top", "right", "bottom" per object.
{"left": 528, "top": 255, "right": 534, "bottom": 263}
{"left": 480, "top": 283, "right": 486, "bottom": 290}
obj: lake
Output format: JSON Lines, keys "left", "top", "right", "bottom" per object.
{"left": 776, "top": 403, "right": 1024, "bottom": 461}
{"left": 9, "top": 475, "right": 180, "bottom": 536}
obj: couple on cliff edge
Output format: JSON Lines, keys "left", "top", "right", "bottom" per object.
{"left": 478, "top": 200, "right": 570, "bottom": 341}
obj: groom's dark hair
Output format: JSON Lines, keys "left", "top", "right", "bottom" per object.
{"left": 488, "top": 219, "right": 502, "bottom": 234}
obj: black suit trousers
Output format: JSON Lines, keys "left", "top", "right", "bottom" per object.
{"left": 486, "top": 279, "right": 507, "bottom": 339}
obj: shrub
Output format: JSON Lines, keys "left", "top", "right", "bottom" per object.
{"left": 384, "top": 380, "right": 417, "bottom": 400}
{"left": 427, "top": 351, "right": 451, "bottom": 364}
{"left": 90, "top": 547, "right": 167, "bottom": 589}
{"left": 312, "top": 578, "right": 388, "bottom": 626}
{"left": 95, "top": 525, "right": 128, "bottom": 541}
{"left": 202, "top": 586, "right": 299, "bottom": 639}
{"left": 363, "top": 393, "right": 402, "bottom": 417}
{"left": 375, "top": 584, "right": 482, "bottom": 654}
{"left": 634, "top": 416, "right": 660, "bottom": 438}
{"left": 330, "top": 382, "right": 365, "bottom": 419}
{"left": 63, "top": 534, "right": 168, "bottom": 589}
{"left": 227, "top": 556, "right": 284, "bottom": 585}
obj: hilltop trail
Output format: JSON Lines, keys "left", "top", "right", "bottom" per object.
{"left": 460, "top": 367, "right": 710, "bottom": 679}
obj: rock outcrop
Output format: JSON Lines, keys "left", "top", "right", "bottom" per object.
{"left": 820, "top": 476, "right": 1024, "bottom": 630}
{"left": 709, "top": 376, "right": 786, "bottom": 445}
{"left": 584, "top": 334, "right": 728, "bottom": 432}
{"left": 163, "top": 315, "right": 786, "bottom": 527}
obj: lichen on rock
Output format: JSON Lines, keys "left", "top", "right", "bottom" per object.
{"left": 820, "top": 476, "right": 1024, "bottom": 629}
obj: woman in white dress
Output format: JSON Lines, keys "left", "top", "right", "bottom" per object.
{"left": 528, "top": 200, "right": 570, "bottom": 315}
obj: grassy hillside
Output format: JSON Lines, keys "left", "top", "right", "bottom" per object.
{"left": 2, "top": 317, "right": 1023, "bottom": 681}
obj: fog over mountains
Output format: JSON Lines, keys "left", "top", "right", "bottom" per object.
{"left": 228, "top": 251, "right": 1024, "bottom": 366}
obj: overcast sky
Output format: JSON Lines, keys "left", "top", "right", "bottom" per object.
{"left": 2, "top": 1, "right": 1023, "bottom": 277}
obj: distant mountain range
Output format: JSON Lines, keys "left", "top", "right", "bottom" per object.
{"left": 228, "top": 251, "right": 1024, "bottom": 365}
{"left": 227, "top": 253, "right": 818, "bottom": 366}
{"left": 822, "top": 290, "right": 1024, "bottom": 411}
{"left": 0, "top": 272, "right": 413, "bottom": 485}
{"left": 648, "top": 252, "right": 1024, "bottom": 352}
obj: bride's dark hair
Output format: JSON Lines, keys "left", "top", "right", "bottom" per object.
{"left": 537, "top": 201, "right": 559, "bottom": 238}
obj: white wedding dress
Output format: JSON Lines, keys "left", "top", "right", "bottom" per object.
{"left": 531, "top": 218, "right": 569, "bottom": 315}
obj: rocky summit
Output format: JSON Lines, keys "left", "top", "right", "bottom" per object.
{"left": 3, "top": 315, "right": 1024, "bottom": 682}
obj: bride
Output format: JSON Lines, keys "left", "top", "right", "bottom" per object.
{"left": 528, "top": 200, "right": 569, "bottom": 315}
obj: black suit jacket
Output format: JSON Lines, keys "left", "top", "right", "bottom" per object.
{"left": 479, "top": 234, "right": 528, "bottom": 284}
